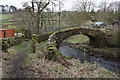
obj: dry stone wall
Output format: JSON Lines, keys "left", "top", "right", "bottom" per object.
{"left": 1, "top": 34, "right": 25, "bottom": 51}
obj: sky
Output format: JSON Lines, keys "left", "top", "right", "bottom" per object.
{"left": 0, "top": 0, "right": 120, "bottom": 11}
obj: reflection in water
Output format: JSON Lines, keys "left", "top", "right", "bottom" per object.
{"left": 59, "top": 44, "right": 120, "bottom": 73}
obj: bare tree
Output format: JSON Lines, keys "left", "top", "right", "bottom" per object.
{"left": 72, "top": 0, "right": 94, "bottom": 12}
{"left": 22, "top": 0, "right": 50, "bottom": 35}
{"left": 65, "top": 0, "right": 94, "bottom": 26}
{"left": 96, "top": 1, "right": 120, "bottom": 24}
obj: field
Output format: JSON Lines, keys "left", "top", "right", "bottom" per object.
{"left": 0, "top": 14, "right": 13, "bottom": 21}
{"left": 1, "top": 14, "right": 16, "bottom": 29}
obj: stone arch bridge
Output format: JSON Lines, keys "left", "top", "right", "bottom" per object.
{"left": 48, "top": 27, "right": 110, "bottom": 48}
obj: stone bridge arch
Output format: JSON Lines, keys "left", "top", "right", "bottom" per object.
{"left": 48, "top": 27, "right": 109, "bottom": 49}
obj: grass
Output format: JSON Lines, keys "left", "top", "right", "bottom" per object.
{"left": 0, "top": 14, "right": 13, "bottom": 20}
{"left": 37, "top": 40, "right": 48, "bottom": 46}
{"left": 63, "top": 34, "right": 89, "bottom": 44}
{"left": 70, "top": 59, "right": 118, "bottom": 78}
{"left": 97, "top": 67, "right": 117, "bottom": 78}
{"left": 1, "top": 14, "right": 17, "bottom": 29}
{"left": 37, "top": 40, "right": 48, "bottom": 51}
{"left": 74, "top": 60, "right": 82, "bottom": 67}
{"left": 13, "top": 42, "right": 25, "bottom": 52}
{"left": 23, "top": 52, "right": 37, "bottom": 67}
{"left": 6, "top": 25, "right": 16, "bottom": 29}
{"left": 2, "top": 25, "right": 16, "bottom": 29}
{"left": 23, "top": 40, "right": 47, "bottom": 67}
{"left": 15, "top": 40, "right": 119, "bottom": 78}
{"left": 2, "top": 22, "right": 14, "bottom": 25}
{"left": 8, "top": 41, "right": 30, "bottom": 54}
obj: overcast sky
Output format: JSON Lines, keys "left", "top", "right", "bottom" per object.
{"left": 0, "top": 0, "right": 120, "bottom": 11}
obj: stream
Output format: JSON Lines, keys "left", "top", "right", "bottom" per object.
{"left": 59, "top": 43, "right": 120, "bottom": 73}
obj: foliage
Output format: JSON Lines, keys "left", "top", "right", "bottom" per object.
{"left": 64, "top": 11, "right": 90, "bottom": 26}
{"left": 65, "top": 0, "right": 120, "bottom": 26}
{"left": 22, "top": 0, "right": 50, "bottom": 34}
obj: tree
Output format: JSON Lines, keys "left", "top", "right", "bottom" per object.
{"left": 96, "top": 1, "right": 120, "bottom": 24}
{"left": 23, "top": 0, "right": 50, "bottom": 35}
{"left": 65, "top": 0, "right": 94, "bottom": 26}
{"left": 10, "top": 5, "right": 17, "bottom": 12}
{"left": 72, "top": 0, "right": 94, "bottom": 12}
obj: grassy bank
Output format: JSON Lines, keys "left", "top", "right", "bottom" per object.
{"left": 63, "top": 34, "right": 120, "bottom": 61}
{"left": 2, "top": 35, "right": 119, "bottom": 78}
{"left": 20, "top": 40, "right": 119, "bottom": 78}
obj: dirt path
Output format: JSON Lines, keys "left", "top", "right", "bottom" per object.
{"left": 8, "top": 41, "right": 30, "bottom": 78}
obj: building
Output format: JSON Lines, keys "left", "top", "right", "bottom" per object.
{"left": 0, "top": 28, "right": 14, "bottom": 38}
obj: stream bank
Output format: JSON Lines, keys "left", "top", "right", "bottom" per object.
{"left": 59, "top": 43, "right": 120, "bottom": 73}
{"left": 58, "top": 34, "right": 120, "bottom": 76}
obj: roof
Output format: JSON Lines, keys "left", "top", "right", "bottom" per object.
{"left": 0, "top": 28, "right": 14, "bottom": 31}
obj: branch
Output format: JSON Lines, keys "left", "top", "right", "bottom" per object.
{"left": 40, "top": 1, "right": 50, "bottom": 12}
{"left": 31, "top": 1, "right": 35, "bottom": 12}
{"left": 28, "top": 8, "right": 37, "bottom": 18}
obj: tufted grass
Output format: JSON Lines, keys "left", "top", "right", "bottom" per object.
{"left": 63, "top": 34, "right": 89, "bottom": 44}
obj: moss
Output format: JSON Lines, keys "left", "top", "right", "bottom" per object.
{"left": 2, "top": 41, "right": 8, "bottom": 51}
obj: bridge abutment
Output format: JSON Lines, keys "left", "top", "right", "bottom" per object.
{"left": 89, "top": 37, "right": 108, "bottom": 48}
